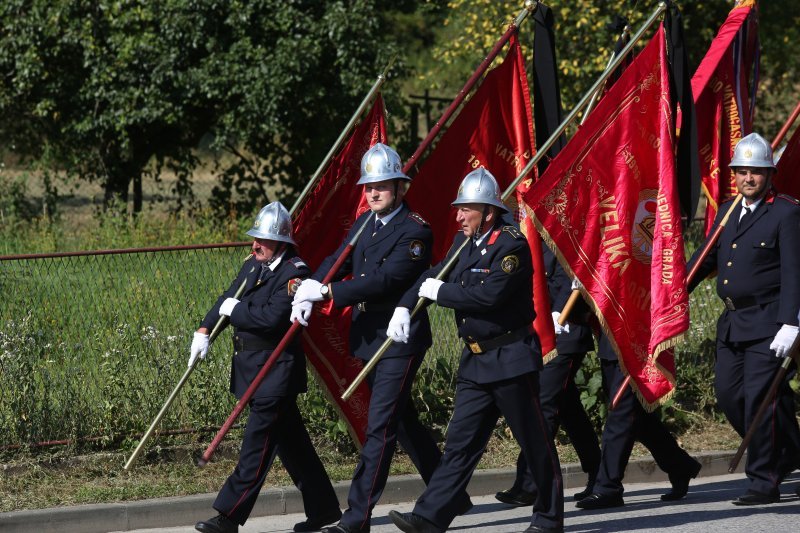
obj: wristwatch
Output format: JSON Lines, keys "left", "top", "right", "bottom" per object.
{"left": 319, "top": 284, "right": 330, "bottom": 299}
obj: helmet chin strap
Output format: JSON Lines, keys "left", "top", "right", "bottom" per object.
{"left": 266, "top": 243, "right": 287, "bottom": 265}
{"left": 376, "top": 180, "right": 401, "bottom": 216}
{"left": 475, "top": 204, "right": 490, "bottom": 240}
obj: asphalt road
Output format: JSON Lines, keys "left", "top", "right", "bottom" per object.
{"left": 119, "top": 473, "right": 800, "bottom": 533}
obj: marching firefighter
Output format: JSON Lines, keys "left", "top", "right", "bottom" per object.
{"left": 387, "top": 168, "right": 564, "bottom": 533}
{"left": 192, "top": 202, "right": 340, "bottom": 533}
{"left": 687, "top": 132, "right": 800, "bottom": 505}
{"left": 290, "top": 143, "right": 471, "bottom": 533}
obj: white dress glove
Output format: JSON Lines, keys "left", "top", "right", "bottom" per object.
{"left": 219, "top": 297, "right": 240, "bottom": 317}
{"left": 387, "top": 307, "right": 411, "bottom": 343}
{"left": 419, "top": 278, "right": 444, "bottom": 302}
{"left": 552, "top": 311, "right": 571, "bottom": 335}
{"left": 571, "top": 278, "right": 584, "bottom": 291}
{"left": 293, "top": 279, "right": 325, "bottom": 303}
{"left": 188, "top": 332, "right": 209, "bottom": 367}
{"left": 770, "top": 324, "right": 799, "bottom": 358}
{"left": 290, "top": 300, "right": 313, "bottom": 327}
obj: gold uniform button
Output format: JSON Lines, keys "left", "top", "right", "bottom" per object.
{"left": 461, "top": 318, "right": 466, "bottom": 324}
{"left": 727, "top": 261, "right": 732, "bottom": 267}
{"left": 732, "top": 243, "right": 737, "bottom": 249}
{"left": 723, "top": 279, "right": 729, "bottom": 285}
{"left": 760, "top": 242, "right": 766, "bottom": 246}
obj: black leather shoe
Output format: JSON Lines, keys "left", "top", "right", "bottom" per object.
{"left": 294, "top": 510, "right": 343, "bottom": 532}
{"left": 731, "top": 490, "right": 780, "bottom": 506}
{"left": 523, "top": 525, "right": 564, "bottom": 533}
{"left": 662, "top": 459, "right": 702, "bottom": 501}
{"left": 195, "top": 514, "right": 239, "bottom": 533}
{"left": 388, "top": 510, "right": 443, "bottom": 533}
{"left": 321, "top": 524, "right": 369, "bottom": 533}
{"left": 576, "top": 492, "right": 624, "bottom": 510}
{"left": 495, "top": 487, "right": 536, "bottom": 506}
{"left": 572, "top": 471, "right": 598, "bottom": 501}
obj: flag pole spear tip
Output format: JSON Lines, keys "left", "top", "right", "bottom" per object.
{"left": 380, "top": 54, "right": 398, "bottom": 79}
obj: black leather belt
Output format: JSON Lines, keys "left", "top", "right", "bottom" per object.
{"left": 355, "top": 301, "right": 395, "bottom": 313}
{"left": 722, "top": 294, "right": 778, "bottom": 311}
{"left": 464, "top": 325, "right": 534, "bottom": 354}
{"left": 233, "top": 335, "right": 276, "bottom": 352}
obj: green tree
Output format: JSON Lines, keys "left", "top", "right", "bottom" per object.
{"left": 0, "top": 0, "right": 425, "bottom": 216}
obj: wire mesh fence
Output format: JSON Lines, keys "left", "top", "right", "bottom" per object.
{"left": 0, "top": 242, "right": 722, "bottom": 456}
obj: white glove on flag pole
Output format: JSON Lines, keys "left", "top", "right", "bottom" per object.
{"left": 188, "top": 332, "right": 209, "bottom": 367}
{"left": 770, "top": 324, "right": 799, "bottom": 358}
{"left": 387, "top": 307, "right": 411, "bottom": 343}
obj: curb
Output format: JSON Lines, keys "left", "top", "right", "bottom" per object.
{"left": 0, "top": 450, "right": 743, "bottom": 533}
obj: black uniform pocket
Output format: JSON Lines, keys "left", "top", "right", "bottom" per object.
{"left": 751, "top": 237, "right": 777, "bottom": 264}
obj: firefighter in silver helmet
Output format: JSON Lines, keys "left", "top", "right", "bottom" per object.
{"left": 687, "top": 132, "right": 800, "bottom": 505}
{"left": 291, "top": 143, "right": 471, "bottom": 533}
{"left": 192, "top": 201, "right": 340, "bottom": 533}
{"left": 388, "top": 168, "right": 564, "bottom": 533}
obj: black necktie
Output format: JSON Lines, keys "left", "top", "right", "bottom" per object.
{"left": 737, "top": 206, "right": 752, "bottom": 230}
{"left": 257, "top": 263, "right": 270, "bottom": 283}
{"left": 373, "top": 218, "right": 383, "bottom": 236}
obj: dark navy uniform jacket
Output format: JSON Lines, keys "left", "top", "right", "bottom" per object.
{"left": 542, "top": 244, "right": 595, "bottom": 355}
{"left": 313, "top": 204, "right": 433, "bottom": 361}
{"left": 201, "top": 250, "right": 309, "bottom": 399}
{"left": 400, "top": 221, "right": 540, "bottom": 384}
{"left": 687, "top": 191, "right": 800, "bottom": 342}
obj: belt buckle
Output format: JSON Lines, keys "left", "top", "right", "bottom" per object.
{"left": 468, "top": 341, "right": 482, "bottom": 354}
{"left": 723, "top": 297, "right": 736, "bottom": 311}
{"left": 357, "top": 302, "right": 366, "bottom": 312}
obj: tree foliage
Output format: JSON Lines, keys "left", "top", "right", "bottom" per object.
{"left": 0, "top": 0, "right": 423, "bottom": 215}
{"left": 413, "top": 0, "right": 799, "bottom": 138}
{"left": 2, "top": 1, "right": 797, "bottom": 219}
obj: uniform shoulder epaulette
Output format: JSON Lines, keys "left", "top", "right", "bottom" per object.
{"left": 243, "top": 253, "right": 254, "bottom": 262}
{"left": 287, "top": 256, "right": 309, "bottom": 270}
{"left": 502, "top": 225, "right": 524, "bottom": 240}
{"left": 776, "top": 193, "right": 800, "bottom": 205}
{"left": 408, "top": 212, "right": 429, "bottom": 226}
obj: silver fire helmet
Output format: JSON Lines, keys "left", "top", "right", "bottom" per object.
{"left": 246, "top": 201, "right": 295, "bottom": 244}
{"left": 729, "top": 132, "right": 777, "bottom": 170}
{"left": 451, "top": 168, "right": 509, "bottom": 213}
{"left": 357, "top": 143, "right": 410, "bottom": 185}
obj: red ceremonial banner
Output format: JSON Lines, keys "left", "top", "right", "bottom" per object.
{"left": 522, "top": 26, "right": 689, "bottom": 408}
{"left": 774, "top": 123, "right": 800, "bottom": 200}
{"left": 691, "top": 0, "right": 759, "bottom": 234}
{"left": 293, "top": 97, "right": 386, "bottom": 445}
{"left": 405, "top": 35, "right": 556, "bottom": 360}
